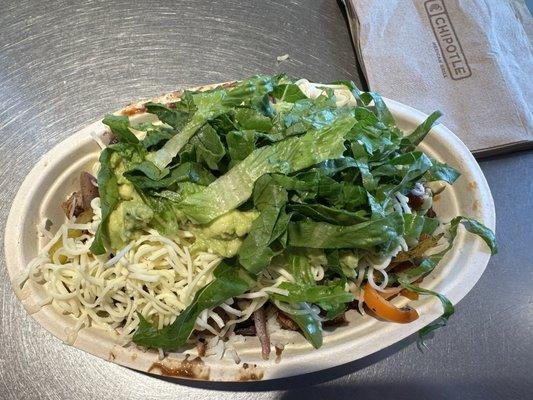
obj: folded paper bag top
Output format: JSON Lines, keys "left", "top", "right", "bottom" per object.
{"left": 343, "top": 0, "right": 533, "bottom": 156}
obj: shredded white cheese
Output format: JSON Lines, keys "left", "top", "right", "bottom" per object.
{"left": 24, "top": 200, "right": 224, "bottom": 343}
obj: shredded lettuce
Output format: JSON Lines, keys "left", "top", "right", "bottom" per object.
{"left": 88, "top": 74, "right": 497, "bottom": 350}
{"left": 178, "top": 116, "right": 356, "bottom": 224}
{"left": 149, "top": 76, "right": 274, "bottom": 170}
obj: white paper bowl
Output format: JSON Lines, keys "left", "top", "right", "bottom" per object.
{"left": 4, "top": 91, "right": 495, "bottom": 381}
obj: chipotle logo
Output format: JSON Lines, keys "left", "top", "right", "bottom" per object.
{"left": 425, "top": 0, "right": 471, "bottom": 80}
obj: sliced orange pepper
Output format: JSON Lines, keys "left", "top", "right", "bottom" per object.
{"left": 400, "top": 288, "right": 419, "bottom": 301}
{"left": 363, "top": 283, "right": 419, "bottom": 323}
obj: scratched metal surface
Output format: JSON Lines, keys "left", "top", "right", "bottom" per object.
{"left": 1, "top": 1, "right": 532, "bottom": 399}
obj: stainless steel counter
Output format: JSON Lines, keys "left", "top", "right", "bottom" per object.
{"left": 1, "top": 1, "right": 532, "bottom": 399}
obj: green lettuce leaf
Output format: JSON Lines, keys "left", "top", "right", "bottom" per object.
{"left": 455, "top": 217, "right": 497, "bottom": 254}
{"left": 371, "top": 152, "right": 434, "bottom": 209}
{"left": 276, "top": 252, "right": 349, "bottom": 323}
{"left": 144, "top": 101, "right": 193, "bottom": 130}
{"left": 271, "top": 83, "right": 307, "bottom": 103}
{"left": 281, "top": 95, "right": 349, "bottom": 135}
{"left": 179, "top": 123, "right": 226, "bottom": 170}
{"left": 393, "top": 218, "right": 495, "bottom": 343}
{"left": 221, "top": 75, "right": 274, "bottom": 108}
{"left": 277, "top": 302, "right": 323, "bottom": 349}
{"left": 288, "top": 212, "right": 404, "bottom": 249}
{"left": 155, "top": 183, "right": 206, "bottom": 203}
{"left": 402, "top": 110, "right": 442, "bottom": 151}
{"left": 271, "top": 171, "right": 367, "bottom": 211}
{"left": 315, "top": 157, "right": 358, "bottom": 176}
{"left": 148, "top": 90, "right": 225, "bottom": 170}
{"left": 124, "top": 161, "right": 215, "bottom": 190}
{"left": 89, "top": 148, "right": 119, "bottom": 255}
{"left": 423, "top": 161, "right": 460, "bottom": 184}
{"left": 102, "top": 114, "right": 139, "bottom": 144}
{"left": 273, "top": 281, "right": 353, "bottom": 317}
{"left": 226, "top": 130, "right": 257, "bottom": 164}
{"left": 396, "top": 217, "right": 495, "bottom": 345}
{"left": 234, "top": 108, "right": 273, "bottom": 132}
{"left": 140, "top": 194, "right": 184, "bottom": 235}
{"left": 127, "top": 161, "right": 169, "bottom": 181}
{"left": 288, "top": 204, "right": 368, "bottom": 225}
{"left": 238, "top": 176, "right": 290, "bottom": 274}
{"left": 359, "top": 92, "right": 395, "bottom": 126}
{"left": 272, "top": 251, "right": 354, "bottom": 319}
{"left": 403, "top": 214, "right": 439, "bottom": 244}
{"left": 140, "top": 127, "right": 175, "bottom": 150}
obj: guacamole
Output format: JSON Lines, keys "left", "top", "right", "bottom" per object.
{"left": 107, "top": 153, "right": 153, "bottom": 249}
{"left": 191, "top": 209, "right": 259, "bottom": 257}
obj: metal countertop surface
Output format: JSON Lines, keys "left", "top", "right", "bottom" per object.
{"left": 1, "top": 1, "right": 532, "bottom": 399}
